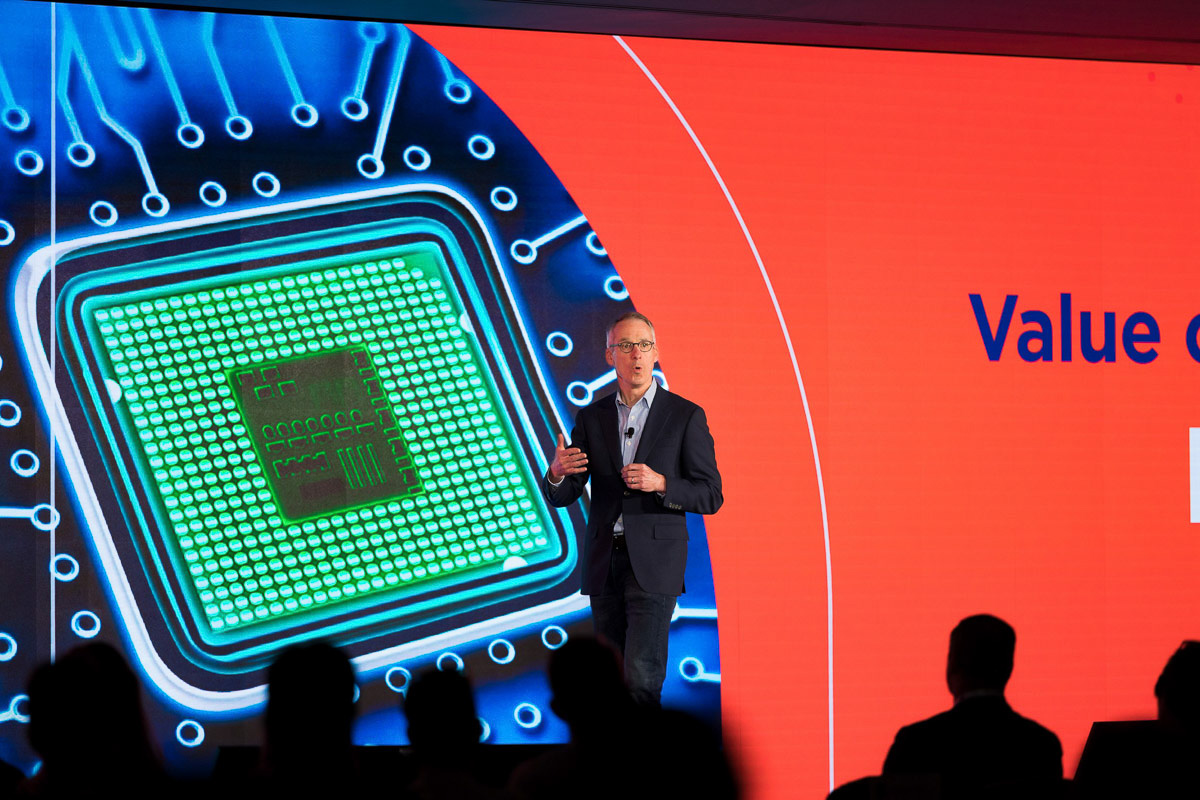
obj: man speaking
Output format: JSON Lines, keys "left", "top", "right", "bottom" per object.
{"left": 544, "top": 312, "right": 722, "bottom": 705}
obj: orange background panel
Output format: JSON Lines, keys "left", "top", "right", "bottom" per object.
{"left": 416, "top": 25, "right": 1200, "bottom": 800}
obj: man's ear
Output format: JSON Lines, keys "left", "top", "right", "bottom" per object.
{"left": 605, "top": 347, "right": 615, "bottom": 367}
{"left": 946, "top": 670, "right": 963, "bottom": 700}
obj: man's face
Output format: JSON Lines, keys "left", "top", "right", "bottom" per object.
{"left": 605, "top": 318, "right": 658, "bottom": 395}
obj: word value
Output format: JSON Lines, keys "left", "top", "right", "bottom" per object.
{"left": 968, "top": 293, "right": 1195, "bottom": 363}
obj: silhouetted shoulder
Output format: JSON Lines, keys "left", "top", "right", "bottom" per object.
{"left": 884, "top": 697, "right": 1062, "bottom": 795}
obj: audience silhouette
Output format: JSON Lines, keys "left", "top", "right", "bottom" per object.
{"left": 879, "top": 614, "right": 1063, "bottom": 800}
{"left": 1156, "top": 639, "right": 1200, "bottom": 734}
{"left": 1074, "top": 640, "right": 1200, "bottom": 798}
{"left": 402, "top": 667, "right": 499, "bottom": 800}
{"left": 507, "top": 635, "right": 637, "bottom": 800}
{"left": 0, "top": 756, "right": 20, "bottom": 800}
{"left": 50, "top": 620, "right": 1200, "bottom": 800}
{"left": 507, "top": 635, "right": 737, "bottom": 800}
{"left": 261, "top": 641, "right": 363, "bottom": 794}
{"left": 22, "top": 642, "right": 164, "bottom": 798}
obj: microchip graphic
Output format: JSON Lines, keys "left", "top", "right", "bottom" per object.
{"left": 23, "top": 187, "right": 585, "bottom": 703}
{"left": 1, "top": 8, "right": 721, "bottom": 758}
{"left": 231, "top": 348, "right": 422, "bottom": 520}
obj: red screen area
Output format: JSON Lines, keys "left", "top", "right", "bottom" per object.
{"left": 415, "top": 27, "right": 1200, "bottom": 799}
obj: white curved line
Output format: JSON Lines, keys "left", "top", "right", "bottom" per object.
{"left": 50, "top": 2, "right": 59, "bottom": 662}
{"left": 614, "top": 35, "right": 836, "bottom": 789}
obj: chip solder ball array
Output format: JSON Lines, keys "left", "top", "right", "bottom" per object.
{"left": 89, "top": 251, "right": 550, "bottom": 635}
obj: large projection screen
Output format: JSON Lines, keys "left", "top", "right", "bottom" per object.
{"left": 1, "top": 4, "right": 1198, "bottom": 798}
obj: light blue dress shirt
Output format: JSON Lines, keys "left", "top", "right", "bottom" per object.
{"left": 613, "top": 379, "right": 657, "bottom": 536}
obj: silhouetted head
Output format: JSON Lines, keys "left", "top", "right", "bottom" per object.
{"left": 547, "top": 636, "right": 630, "bottom": 730}
{"left": 266, "top": 642, "right": 356, "bottom": 764}
{"left": 1155, "top": 640, "right": 1200, "bottom": 733}
{"left": 946, "top": 614, "right": 1016, "bottom": 699}
{"left": 403, "top": 667, "right": 481, "bottom": 760}
{"left": 27, "top": 642, "right": 158, "bottom": 779}
{"left": 26, "top": 659, "right": 65, "bottom": 764}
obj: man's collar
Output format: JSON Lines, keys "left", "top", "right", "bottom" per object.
{"left": 616, "top": 378, "right": 658, "bottom": 410}
{"left": 953, "top": 688, "right": 1006, "bottom": 706}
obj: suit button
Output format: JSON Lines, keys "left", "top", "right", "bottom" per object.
{"left": 623, "top": 490, "right": 630, "bottom": 497}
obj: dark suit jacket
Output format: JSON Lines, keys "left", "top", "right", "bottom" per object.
{"left": 883, "top": 695, "right": 1063, "bottom": 799}
{"left": 1074, "top": 720, "right": 1200, "bottom": 799}
{"left": 544, "top": 386, "right": 722, "bottom": 596}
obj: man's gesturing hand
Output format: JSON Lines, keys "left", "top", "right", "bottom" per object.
{"left": 621, "top": 463, "right": 665, "bottom": 494}
{"left": 549, "top": 434, "right": 588, "bottom": 481}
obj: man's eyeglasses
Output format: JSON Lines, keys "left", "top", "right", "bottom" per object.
{"left": 608, "top": 340, "right": 655, "bottom": 353}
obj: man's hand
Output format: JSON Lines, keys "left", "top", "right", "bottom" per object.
{"left": 549, "top": 434, "right": 588, "bottom": 481}
{"left": 621, "top": 463, "right": 665, "bottom": 494}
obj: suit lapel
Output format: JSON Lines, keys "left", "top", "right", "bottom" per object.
{"left": 634, "top": 387, "right": 675, "bottom": 463}
{"left": 599, "top": 395, "right": 623, "bottom": 473}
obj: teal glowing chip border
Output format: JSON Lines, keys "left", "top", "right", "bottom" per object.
{"left": 73, "top": 244, "right": 558, "bottom": 641}
{"left": 35, "top": 186, "right": 582, "bottom": 688}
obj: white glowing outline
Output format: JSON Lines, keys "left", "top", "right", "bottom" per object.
{"left": 14, "top": 183, "right": 588, "bottom": 713}
{"left": 615, "top": 35, "right": 836, "bottom": 788}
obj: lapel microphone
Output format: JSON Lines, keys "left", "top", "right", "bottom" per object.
{"left": 625, "top": 427, "right": 635, "bottom": 439}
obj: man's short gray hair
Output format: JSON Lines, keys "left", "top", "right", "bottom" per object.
{"left": 605, "top": 311, "right": 655, "bottom": 345}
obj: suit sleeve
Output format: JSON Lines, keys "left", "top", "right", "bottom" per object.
{"left": 543, "top": 417, "right": 590, "bottom": 508}
{"left": 661, "top": 406, "right": 723, "bottom": 515}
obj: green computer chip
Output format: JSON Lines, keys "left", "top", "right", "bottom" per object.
{"left": 81, "top": 244, "right": 555, "bottom": 638}
{"left": 47, "top": 190, "right": 581, "bottom": 694}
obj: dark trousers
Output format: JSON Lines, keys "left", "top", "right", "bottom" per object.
{"left": 589, "top": 537, "right": 676, "bottom": 706}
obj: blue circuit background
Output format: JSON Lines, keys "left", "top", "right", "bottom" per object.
{"left": 0, "top": 1, "right": 720, "bottom": 776}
